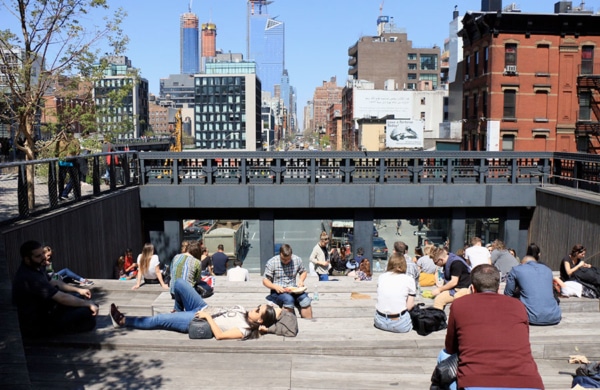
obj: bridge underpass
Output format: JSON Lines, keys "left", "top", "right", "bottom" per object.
{"left": 138, "top": 151, "right": 551, "bottom": 271}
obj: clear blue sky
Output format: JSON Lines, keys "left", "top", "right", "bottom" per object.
{"left": 4, "top": 0, "right": 600, "bottom": 128}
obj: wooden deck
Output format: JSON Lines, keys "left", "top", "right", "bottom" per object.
{"left": 15, "top": 276, "right": 600, "bottom": 389}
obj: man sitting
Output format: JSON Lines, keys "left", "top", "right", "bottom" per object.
{"left": 441, "top": 264, "right": 544, "bottom": 389}
{"left": 504, "top": 255, "right": 561, "bottom": 326}
{"left": 12, "top": 240, "right": 98, "bottom": 337}
{"left": 262, "top": 244, "right": 312, "bottom": 318}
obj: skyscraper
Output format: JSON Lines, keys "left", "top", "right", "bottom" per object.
{"left": 247, "top": 0, "right": 284, "bottom": 95}
{"left": 180, "top": 5, "right": 199, "bottom": 74}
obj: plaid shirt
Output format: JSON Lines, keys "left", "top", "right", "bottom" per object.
{"left": 264, "top": 254, "right": 306, "bottom": 288}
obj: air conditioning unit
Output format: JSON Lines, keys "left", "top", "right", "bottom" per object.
{"left": 505, "top": 65, "right": 517, "bottom": 74}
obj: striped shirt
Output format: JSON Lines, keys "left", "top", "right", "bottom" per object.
{"left": 169, "top": 253, "right": 202, "bottom": 295}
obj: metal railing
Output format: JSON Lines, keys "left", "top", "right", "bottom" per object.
{"left": 0, "top": 151, "right": 138, "bottom": 225}
{"left": 2, "top": 151, "right": 600, "bottom": 225}
{"left": 137, "top": 151, "right": 554, "bottom": 186}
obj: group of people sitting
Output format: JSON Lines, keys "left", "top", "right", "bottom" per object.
{"left": 311, "top": 232, "right": 373, "bottom": 281}
{"left": 111, "top": 241, "right": 303, "bottom": 339}
{"left": 13, "top": 239, "right": 302, "bottom": 341}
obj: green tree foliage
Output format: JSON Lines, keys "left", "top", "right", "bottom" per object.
{"left": 0, "top": 0, "right": 127, "bottom": 208}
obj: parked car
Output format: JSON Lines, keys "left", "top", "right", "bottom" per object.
{"left": 372, "top": 237, "right": 388, "bottom": 260}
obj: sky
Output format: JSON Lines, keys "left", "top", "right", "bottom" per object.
{"left": 3, "top": 0, "right": 600, "bottom": 129}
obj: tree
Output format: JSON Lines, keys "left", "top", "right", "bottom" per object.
{"left": 0, "top": 0, "right": 127, "bottom": 208}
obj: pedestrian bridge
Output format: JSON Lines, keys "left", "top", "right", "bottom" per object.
{"left": 135, "top": 151, "right": 599, "bottom": 270}
{"left": 1, "top": 151, "right": 600, "bottom": 274}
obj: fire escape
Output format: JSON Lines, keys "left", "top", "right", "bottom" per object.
{"left": 576, "top": 61, "right": 600, "bottom": 154}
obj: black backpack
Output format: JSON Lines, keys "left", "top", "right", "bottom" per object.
{"left": 409, "top": 303, "right": 447, "bottom": 336}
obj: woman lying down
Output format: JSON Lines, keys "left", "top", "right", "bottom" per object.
{"left": 110, "top": 279, "right": 298, "bottom": 340}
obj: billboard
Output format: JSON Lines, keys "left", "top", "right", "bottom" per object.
{"left": 386, "top": 120, "right": 424, "bottom": 149}
{"left": 354, "top": 90, "right": 412, "bottom": 120}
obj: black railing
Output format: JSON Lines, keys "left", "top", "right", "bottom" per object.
{"left": 3, "top": 151, "right": 600, "bottom": 225}
{"left": 137, "top": 151, "right": 554, "bottom": 186}
{"left": 0, "top": 151, "right": 138, "bottom": 225}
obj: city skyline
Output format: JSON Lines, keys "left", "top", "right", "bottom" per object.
{"left": 3, "top": 0, "right": 600, "bottom": 130}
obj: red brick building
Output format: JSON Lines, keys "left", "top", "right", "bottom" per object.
{"left": 311, "top": 77, "right": 342, "bottom": 134}
{"left": 460, "top": 10, "right": 600, "bottom": 153}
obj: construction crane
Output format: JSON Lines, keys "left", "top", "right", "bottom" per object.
{"left": 170, "top": 109, "right": 183, "bottom": 152}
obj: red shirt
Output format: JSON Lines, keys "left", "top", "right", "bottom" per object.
{"left": 445, "top": 292, "right": 544, "bottom": 389}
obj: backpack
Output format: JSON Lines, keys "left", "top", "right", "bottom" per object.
{"left": 409, "top": 303, "right": 447, "bottom": 336}
{"left": 194, "top": 279, "right": 214, "bottom": 298}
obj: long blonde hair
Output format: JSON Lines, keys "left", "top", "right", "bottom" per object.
{"left": 139, "top": 243, "right": 155, "bottom": 275}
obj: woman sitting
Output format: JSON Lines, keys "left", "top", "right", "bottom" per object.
{"left": 374, "top": 253, "right": 416, "bottom": 333}
{"left": 355, "top": 258, "right": 372, "bottom": 281}
{"left": 132, "top": 243, "right": 168, "bottom": 290}
{"left": 416, "top": 245, "right": 437, "bottom": 287}
{"left": 560, "top": 244, "right": 600, "bottom": 298}
{"left": 329, "top": 247, "right": 346, "bottom": 276}
{"left": 111, "top": 279, "right": 277, "bottom": 340}
{"left": 44, "top": 246, "right": 93, "bottom": 286}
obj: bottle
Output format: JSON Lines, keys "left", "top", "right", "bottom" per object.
{"left": 374, "top": 260, "right": 382, "bottom": 272}
{"left": 313, "top": 284, "right": 319, "bottom": 301}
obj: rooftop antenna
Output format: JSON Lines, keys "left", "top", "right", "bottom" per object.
{"left": 379, "top": 0, "right": 384, "bottom": 15}
{"left": 189, "top": 0, "right": 192, "bottom": 13}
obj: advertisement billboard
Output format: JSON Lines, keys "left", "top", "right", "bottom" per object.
{"left": 386, "top": 120, "right": 424, "bottom": 149}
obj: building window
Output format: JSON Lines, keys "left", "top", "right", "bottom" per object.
{"left": 420, "top": 112, "right": 426, "bottom": 120}
{"left": 537, "top": 44, "right": 550, "bottom": 74}
{"left": 473, "top": 93, "right": 478, "bottom": 119}
{"left": 464, "top": 95, "right": 470, "bottom": 119}
{"left": 582, "top": 46, "right": 594, "bottom": 75}
{"left": 408, "top": 63, "right": 417, "bottom": 70}
{"left": 419, "top": 74, "right": 438, "bottom": 88}
{"left": 408, "top": 73, "right": 417, "bottom": 80}
{"left": 408, "top": 53, "right": 417, "bottom": 60}
{"left": 484, "top": 46, "right": 489, "bottom": 74}
{"left": 502, "top": 135, "right": 515, "bottom": 151}
{"left": 505, "top": 43, "right": 517, "bottom": 67}
{"left": 406, "top": 83, "right": 416, "bottom": 90}
{"left": 474, "top": 50, "right": 479, "bottom": 77}
{"left": 482, "top": 91, "right": 488, "bottom": 117}
{"left": 579, "top": 91, "right": 591, "bottom": 120}
{"left": 465, "top": 55, "right": 471, "bottom": 80}
{"left": 534, "top": 91, "right": 548, "bottom": 120}
{"left": 421, "top": 97, "right": 426, "bottom": 105}
{"left": 420, "top": 54, "right": 438, "bottom": 70}
{"left": 503, "top": 89, "right": 516, "bottom": 119}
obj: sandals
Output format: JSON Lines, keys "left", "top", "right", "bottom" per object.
{"left": 109, "top": 303, "right": 125, "bottom": 328}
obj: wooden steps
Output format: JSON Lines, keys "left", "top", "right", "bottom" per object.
{"left": 20, "top": 275, "right": 600, "bottom": 389}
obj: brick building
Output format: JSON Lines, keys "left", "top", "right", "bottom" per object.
{"left": 311, "top": 77, "right": 342, "bottom": 134}
{"left": 460, "top": 7, "right": 600, "bottom": 152}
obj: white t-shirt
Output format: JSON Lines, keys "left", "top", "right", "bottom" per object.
{"left": 227, "top": 266, "right": 249, "bottom": 282}
{"left": 376, "top": 272, "right": 416, "bottom": 314}
{"left": 137, "top": 254, "right": 160, "bottom": 280}
{"left": 465, "top": 245, "right": 491, "bottom": 269}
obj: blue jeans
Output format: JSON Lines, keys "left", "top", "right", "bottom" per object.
{"left": 266, "top": 291, "right": 311, "bottom": 310}
{"left": 125, "top": 279, "right": 207, "bottom": 333}
{"left": 318, "top": 273, "right": 329, "bottom": 281}
{"left": 374, "top": 311, "right": 413, "bottom": 333}
{"left": 56, "top": 268, "right": 84, "bottom": 283}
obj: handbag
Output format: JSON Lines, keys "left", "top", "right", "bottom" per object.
{"left": 188, "top": 318, "right": 213, "bottom": 339}
{"left": 194, "top": 280, "right": 214, "bottom": 298}
{"left": 430, "top": 353, "right": 458, "bottom": 388}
